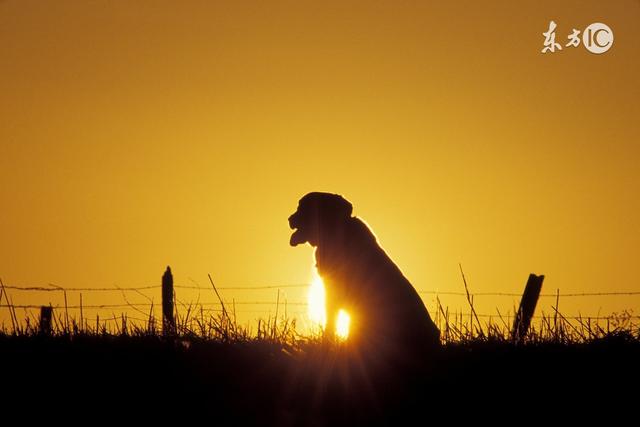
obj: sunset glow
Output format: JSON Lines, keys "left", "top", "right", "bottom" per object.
{"left": 0, "top": 2, "right": 635, "bottom": 421}
{"left": 307, "top": 272, "right": 350, "bottom": 340}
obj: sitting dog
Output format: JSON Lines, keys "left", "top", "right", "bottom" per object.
{"left": 289, "top": 192, "right": 440, "bottom": 360}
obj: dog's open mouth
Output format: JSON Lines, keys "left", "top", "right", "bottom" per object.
{"left": 289, "top": 213, "right": 306, "bottom": 246}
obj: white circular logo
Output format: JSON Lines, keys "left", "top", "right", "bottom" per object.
{"left": 583, "top": 22, "right": 614, "bottom": 54}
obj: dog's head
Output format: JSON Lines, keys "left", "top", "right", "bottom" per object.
{"left": 288, "top": 192, "right": 353, "bottom": 247}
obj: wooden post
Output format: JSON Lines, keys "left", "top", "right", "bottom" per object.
{"left": 39, "top": 306, "right": 53, "bottom": 335}
{"left": 162, "top": 266, "right": 175, "bottom": 336}
{"left": 511, "top": 273, "right": 545, "bottom": 343}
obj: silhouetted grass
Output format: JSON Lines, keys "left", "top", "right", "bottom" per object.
{"left": 1, "top": 265, "right": 638, "bottom": 422}
{"left": 1, "top": 305, "right": 638, "bottom": 424}
{"left": 3, "top": 304, "right": 638, "bottom": 344}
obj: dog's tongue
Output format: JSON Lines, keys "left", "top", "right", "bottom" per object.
{"left": 290, "top": 229, "right": 306, "bottom": 246}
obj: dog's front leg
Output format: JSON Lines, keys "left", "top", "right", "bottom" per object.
{"left": 323, "top": 287, "right": 338, "bottom": 342}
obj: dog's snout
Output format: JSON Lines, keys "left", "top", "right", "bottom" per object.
{"left": 288, "top": 212, "right": 298, "bottom": 229}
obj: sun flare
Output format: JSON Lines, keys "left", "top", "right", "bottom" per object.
{"left": 308, "top": 271, "right": 351, "bottom": 339}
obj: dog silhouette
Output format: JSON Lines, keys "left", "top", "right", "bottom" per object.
{"left": 289, "top": 192, "right": 440, "bottom": 360}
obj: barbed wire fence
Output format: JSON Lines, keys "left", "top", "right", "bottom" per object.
{"left": 1, "top": 272, "right": 639, "bottom": 338}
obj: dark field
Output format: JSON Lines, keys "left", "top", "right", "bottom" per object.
{"left": 2, "top": 331, "right": 638, "bottom": 424}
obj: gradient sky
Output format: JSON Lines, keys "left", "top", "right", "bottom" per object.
{"left": 1, "top": 1, "right": 639, "bottom": 329}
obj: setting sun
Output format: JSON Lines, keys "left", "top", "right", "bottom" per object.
{"left": 308, "top": 272, "right": 351, "bottom": 340}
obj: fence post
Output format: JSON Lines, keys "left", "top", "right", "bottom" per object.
{"left": 511, "top": 273, "right": 545, "bottom": 343}
{"left": 39, "top": 306, "right": 53, "bottom": 335}
{"left": 162, "top": 266, "right": 175, "bottom": 336}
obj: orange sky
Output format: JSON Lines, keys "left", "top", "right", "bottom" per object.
{"left": 1, "top": 1, "right": 639, "bottom": 330}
